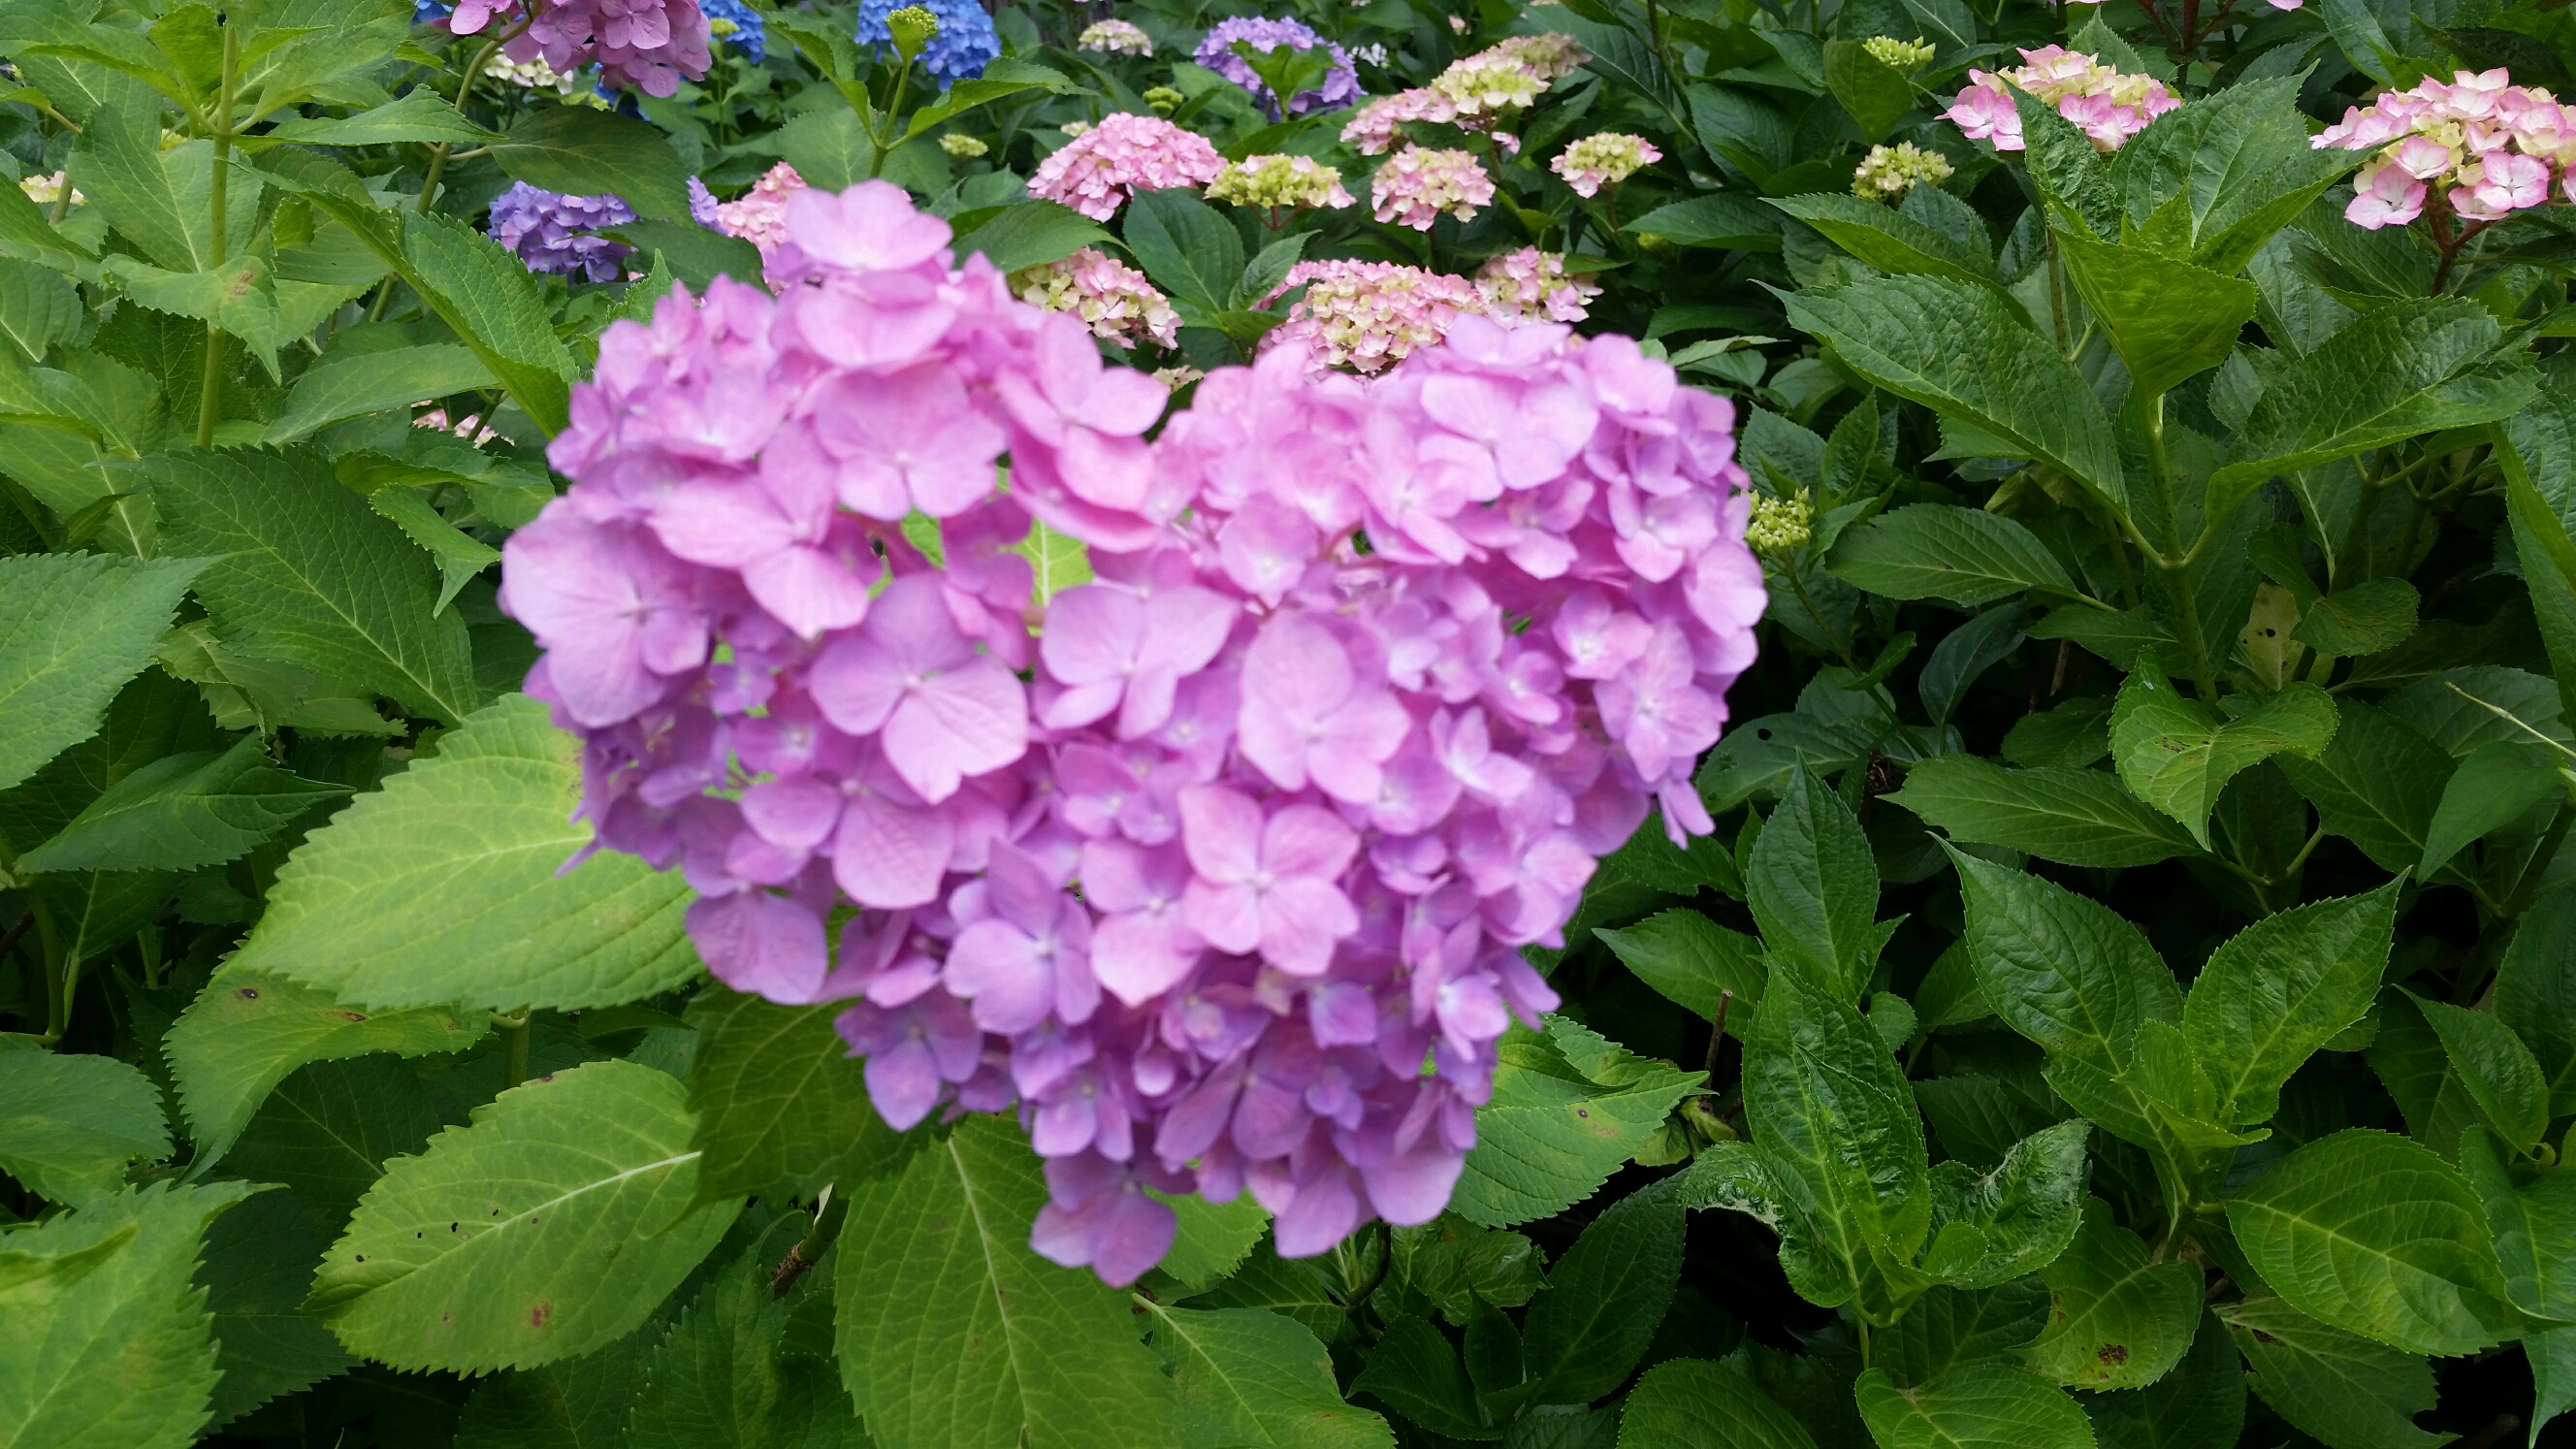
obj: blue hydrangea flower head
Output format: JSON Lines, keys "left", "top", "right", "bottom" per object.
{"left": 488, "top": 181, "right": 636, "bottom": 282}
{"left": 699, "top": 0, "right": 765, "bottom": 61}
{"left": 854, "top": 0, "right": 1000, "bottom": 81}
{"left": 412, "top": 0, "right": 453, "bottom": 22}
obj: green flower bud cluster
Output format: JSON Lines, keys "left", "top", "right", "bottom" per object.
{"left": 1850, "top": 142, "right": 1954, "bottom": 202}
{"left": 1746, "top": 488, "right": 1815, "bottom": 557}
{"left": 1863, "top": 34, "right": 1936, "bottom": 71}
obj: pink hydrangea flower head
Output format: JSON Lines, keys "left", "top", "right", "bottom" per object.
{"left": 1551, "top": 132, "right": 1662, "bottom": 197}
{"left": 1261, "top": 258, "right": 1484, "bottom": 374}
{"left": 1473, "top": 248, "right": 1600, "bottom": 324}
{"left": 1028, "top": 112, "right": 1227, "bottom": 221}
{"left": 1014, "top": 248, "right": 1181, "bottom": 350}
{"left": 1370, "top": 145, "right": 1496, "bottom": 229}
{"left": 1341, "top": 87, "right": 1458, "bottom": 155}
{"left": 1945, "top": 48, "right": 2176, "bottom": 152}
{"left": 711, "top": 161, "right": 809, "bottom": 254}
{"left": 506, "top": 182, "right": 1764, "bottom": 1291}
{"left": 2313, "top": 66, "right": 2571, "bottom": 232}
{"left": 505, "top": 0, "right": 713, "bottom": 97}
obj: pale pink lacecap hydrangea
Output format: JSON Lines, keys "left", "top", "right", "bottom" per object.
{"left": 1263, "top": 259, "right": 1484, "bottom": 374}
{"left": 1015, "top": 247, "right": 1181, "bottom": 349}
{"left": 1551, "top": 133, "right": 1662, "bottom": 197}
{"left": 711, "top": 161, "right": 809, "bottom": 253}
{"left": 2314, "top": 68, "right": 2576, "bottom": 229}
{"left": 499, "top": 179, "right": 1764, "bottom": 1288}
{"left": 1078, "top": 18, "right": 1153, "bottom": 56}
{"left": 448, "top": 0, "right": 713, "bottom": 98}
{"left": 1474, "top": 247, "right": 1600, "bottom": 323}
{"left": 1342, "top": 33, "right": 1586, "bottom": 155}
{"left": 1029, "top": 112, "right": 1226, "bottom": 221}
{"left": 1372, "top": 145, "right": 1497, "bottom": 229}
{"left": 1945, "top": 46, "right": 2178, "bottom": 152}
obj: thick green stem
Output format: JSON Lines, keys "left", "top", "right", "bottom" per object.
{"left": 773, "top": 1188, "right": 851, "bottom": 1297}
{"left": 494, "top": 1008, "right": 531, "bottom": 1088}
{"left": 866, "top": 54, "right": 918, "bottom": 177}
{"left": 194, "top": 22, "right": 240, "bottom": 449}
{"left": 2140, "top": 392, "right": 2219, "bottom": 698}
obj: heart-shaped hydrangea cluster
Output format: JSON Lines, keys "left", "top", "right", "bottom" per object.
{"left": 499, "top": 180, "right": 1763, "bottom": 1284}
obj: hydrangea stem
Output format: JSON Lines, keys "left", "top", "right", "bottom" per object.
{"left": 194, "top": 21, "right": 239, "bottom": 450}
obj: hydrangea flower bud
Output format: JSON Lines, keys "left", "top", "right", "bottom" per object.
{"left": 855, "top": 0, "right": 998, "bottom": 80}
{"left": 1145, "top": 85, "right": 1184, "bottom": 115}
{"left": 1746, "top": 489, "right": 1814, "bottom": 557}
{"left": 884, "top": 4, "right": 938, "bottom": 61}
{"left": 1850, "top": 141, "right": 1954, "bottom": 201}
{"left": 1863, "top": 35, "right": 1935, "bottom": 71}
{"left": 941, "top": 133, "right": 989, "bottom": 158}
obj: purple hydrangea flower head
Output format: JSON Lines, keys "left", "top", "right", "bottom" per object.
{"left": 502, "top": 179, "right": 1764, "bottom": 1289}
{"left": 855, "top": 0, "right": 1000, "bottom": 81}
{"left": 487, "top": 180, "right": 636, "bottom": 281}
{"left": 1194, "top": 16, "right": 1360, "bottom": 116}
{"left": 494, "top": 0, "right": 714, "bottom": 98}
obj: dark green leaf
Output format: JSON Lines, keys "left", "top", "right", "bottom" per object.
{"left": 1770, "top": 193, "right": 1990, "bottom": 282}
{"left": 1747, "top": 766, "right": 1880, "bottom": 1001}
{"left": 0, "top": 1048, "right": 170, "bottom": 1207}
{"left": 144, "top": 447, "right": 483, "bottom": 725}
{"left": 1853, "top": 1363, "right": 2094, "bottom": 1449}
{"left": 198, "top": 1188, "right": 353, "bottom": 1425}
{"left": 683, "top": 990, "right": 918, "bottom": 1206}
{"left": 1780, "top": 275, "right": 2124, "bottom": 508}
{"left": 310, "top": 1060, "right": 741, "bottom": 1371}
{"left": 1616, "top": 1357, "right": 1817, "bottom": 1449}
{"left": 1891, "top": 757, "right": 2200, "bottom": 868}
{"left": 1920, "top": 1121, "right": 2089, "bottom": 1289}
{"left": 1595, "top": 909, "right": 1765, "bottom": 1032}
{"left": 2460, "top": 1127, "right": 2576, "bottom": 1323}
{"left": 1626, "top": 194, "right": 1783, "bottom": 251}
{"left": 2109, "top": 651, "right": 2336, "bottom": 848}
{"left": 1522, "top": 1187, "right": 1685, "bottom": 1405}
{"left": 1825, "top": 504, "right": 2077, "bottom": 608}
{"left": 226, "top": 1055, "right": 444, "bottom": 1220}
{"left": 265, "top": 343, "right": 498, "bottom": 443}
{"left": 950, "top": 199, "right": 1116, "bottom": 275}
{"left": 489, "top": 106, "right": 692, "bottom": 222}
{"left": 1122, "top": 187, "right": 1245, "bottom": 312}
{"left": 600, "top": 217, "right": 766, "bottom": 291}
{"left": 835, "top": 1114, "right": 1180, "bottom": 1449}
{"left": 2226, "top": 1128, "right": 2522, "bottom": 1355}
{"left": 260, "top": 87, "right": 499, "bottom": 146}
{"left": 2277, "top": 701, "right": 2456, "bottom": 878}
{"left": 2495, "top": 887, "right": 2576, "bottom": 1116}
{"left": 2182, "top": 881, "right": 2396, "bottom": 1126}
{"left": 1742, "top": 968, "right": 1929, "bottom": 1309}
{"left": 2218, "top": 1296, "right": 2445, "bottom": 1449}
{"left": 2026, "top": 1201, "right": 2200, "bottom": 1390}
{"left": 1452, "top": 1027, "right": 1701, "bottom": 1228}
{"left": 2209, "top": 299, "right": 2538, "bottom": 526}
{"left": 1353, "top": 1315, "right": 1491, "bottom": 1440}
{"left": 18, "top": 735, "right": 346, "bottom": 872}
{"left": 0, "top": 551, "right": 205, "bottom": 792}
{"left": 2403, "top": 992, "right": 2550, "bottom": 1154}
